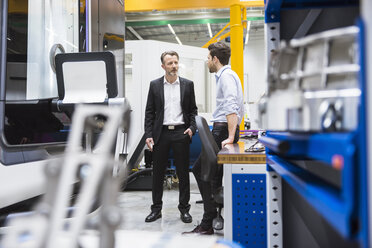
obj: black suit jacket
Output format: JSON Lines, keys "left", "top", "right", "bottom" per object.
{"left": 145, "top": 76, "right": 198, "bottom": 144}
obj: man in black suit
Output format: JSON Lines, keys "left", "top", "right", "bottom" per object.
{"left": 144, "top": 51, "right": 198, "bottom": 223}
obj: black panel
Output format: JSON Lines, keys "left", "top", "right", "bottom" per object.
{"left": 288, "top": 159, "right": 342, "bottom": 188}
{"left": 4, "top": 99, "right": 68, "bottom": 145}
{"left": 280, "top": 6, "right": 359, "bottom": 41}
{"left": 283, "top": 181, "right": 359, "bottom": 248}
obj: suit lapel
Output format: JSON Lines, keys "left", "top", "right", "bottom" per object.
{"left": 159, "top": 76, "right": 164, "bottom": 106}
{"left": 180, "top": 77, "right": 185, "bottom": 105}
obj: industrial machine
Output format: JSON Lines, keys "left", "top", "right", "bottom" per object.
{"left": 0, "top": 0, "right": 125, "bottom": 216}
{"left": 265, "top": 26, "right": 360, "bottom": 132}
{"left": 261, "top": 0, "right": 370, "bottom": 247}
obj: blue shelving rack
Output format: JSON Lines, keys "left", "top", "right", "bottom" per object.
{"left": 262, "top": 0, "right": 370, "bottom": 247}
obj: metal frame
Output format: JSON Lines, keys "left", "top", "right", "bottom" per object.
{"left": 266, "top": 170, "right": 282, "bottom": 248}
{"left": 361, "top": 0, "right": 372, "bottom": 245}
{"left": 0, "top": 0, "right": 7, "bottom": 101}
{"left": 264, "top": 0, "right": 368, "bottom": 247}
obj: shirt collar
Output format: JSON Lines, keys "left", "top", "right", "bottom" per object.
{"left": 215, "top": 65, "right": 231, "bottom": 80}
{"left": 164, "top": 76, "right": 180, "bottom": 85}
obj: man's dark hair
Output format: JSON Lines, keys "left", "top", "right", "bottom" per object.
{"left": 208, "top": 42, "right": 231, "bottom": 65}
{"left": 160, "top": 51, "right": 179, "bottom": 64}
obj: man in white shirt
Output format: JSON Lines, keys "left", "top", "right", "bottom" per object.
{"left": 144, "top": 51, "right": 198, "bottom": 223}
{"left": 184, "top": 42, "right": 243, "bottom": 235}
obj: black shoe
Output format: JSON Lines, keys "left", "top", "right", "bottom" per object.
{"left": 180, "top": 212, "right": 192, "bottom": 223}
{"left": 212, "top": 215, "right": 224, "bottom": 230}
{"left": 145, "top": 211, "right": 162, "bottom": 222}
{"left": 182, "top": 225, "right": 214, "bottom": 235}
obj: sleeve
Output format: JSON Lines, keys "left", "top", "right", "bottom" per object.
{"left": 144, "top": 82, "right": 155, "bottom": 139}
{"left": 221, "top": 73, "right": 240, "bottom": 117}
{"left": 188, "top": 81, "right": 198, "bottom": 135}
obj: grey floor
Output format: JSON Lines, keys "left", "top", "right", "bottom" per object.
{"left": 117, "top": 173, "right": 223, "bottom": 237}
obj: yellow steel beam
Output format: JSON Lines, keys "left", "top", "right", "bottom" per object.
{"left": 230, "top": 4, "right": 245, "bottom": 130}
{"left": 125, "top": 0, "right": 264, "bottom": 12}
{"left": 202, "top": 31, "right": 231, "bottom": 48}
{"left": 202, "top": 23, "right": 230, "bottom": 48}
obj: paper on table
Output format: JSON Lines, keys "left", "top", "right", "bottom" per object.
{"left": 62, "top": 61, "right": 107, "bottom": 103}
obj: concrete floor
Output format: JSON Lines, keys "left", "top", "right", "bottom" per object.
{"left": 117, "top": 173, "right": 223, "bottom": 237}
{"left": 0, "top": 173, "right": 226, "bottom": 248}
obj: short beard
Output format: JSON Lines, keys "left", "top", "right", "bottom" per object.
{"left": 209, "top": 66, "right": 216, "bottom": 73}
{"left": 168, "top": 71, "right": 178, "bottom": 76}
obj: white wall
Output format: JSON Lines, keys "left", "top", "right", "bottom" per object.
{"left": 244, "top": 39, "right": 267, "bottom": 129}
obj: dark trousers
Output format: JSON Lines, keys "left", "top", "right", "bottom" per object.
{"left": 192, "top": 123, "right": 239, "bottom": 229}
{"left": 151, "top": 126, "right": 191, "bottom": 214}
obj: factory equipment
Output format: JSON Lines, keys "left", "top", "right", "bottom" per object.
{"left": 263, "top": 26, "right": 360, "bottom": 132}
{"left": 0, "top": 0, "right": 125, "bottom": 214}
{"left": 262, "top": 0, "right": 369, "bottom": 247}
{"left": 1, "top": 104, "right": 131, "bottom": 248}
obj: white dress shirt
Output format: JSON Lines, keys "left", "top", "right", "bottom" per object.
{"left": 211, "top": 65, "right": 244, "bottom": 123}
{"left": 163, "top": 77, "right": 184, "bottom": 125}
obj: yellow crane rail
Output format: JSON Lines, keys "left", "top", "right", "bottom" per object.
{"left": 125, "top": 0, "right": 264, "bottom": 12}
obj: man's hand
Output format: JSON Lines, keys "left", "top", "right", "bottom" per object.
{"left": 184, "top": 128, "right": 193, "bottom": 138}
{"left": 222, "top": 113, "right": 238, "bottom": 148}
{"left": 146, "top": 138, "right": 154, "bottom": 151}
{"left": 221, "top": 137, "right": 234, "bottom": 148}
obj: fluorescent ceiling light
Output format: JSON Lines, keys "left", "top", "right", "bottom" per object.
{"left": 245, "top": 32, "right": 249, "bottom": 45}
{"left": 207, "top": 23, "right": 212, "bottom": 38}
{"left": 168, "top": 23, "right": 182, "bottom": 45}
{"left": 175, "top": 36, "right": 183, "bottom": 45}
{"left": 168, "top": 24, "right": 176, "bottom": 35}
{"left": 245, "top": 21, "right": 251, "bottom": 45}
{"left": 128, "top": 26, "right": 143, "bottom": 40}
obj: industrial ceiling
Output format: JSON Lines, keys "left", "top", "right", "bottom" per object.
{"left": 125, "top": 7, "right": 265, "bottom": 47}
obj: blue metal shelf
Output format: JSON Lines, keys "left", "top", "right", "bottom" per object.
{"left": 267, "top": 153, "right": 355, "bottom": 237}
{"left": 263, "top": 131, "right": 356, "bottom": 165}
{"left": 261, "top": 130, "right": 358, "bottom": 237}
{"left": 262, "top": 1, "right": 368, "bottom": 246}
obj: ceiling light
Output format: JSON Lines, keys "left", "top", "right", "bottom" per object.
{"left": 168, "top": 24, "right": 176, "bottom": 35}
{"left": 245, "top": 21, "right": 251, "bottom": 45}
{"left": 168, "top": 24, "right": 182, "bottom": 45}
{"left": 175, "top": 36, "right": 183, "bottom": 45}
{"left": 207, "top": 23, "right": 212, "bottom": 38}
{"left": 128, "top": 26, "right": 143, "bottom": 40}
